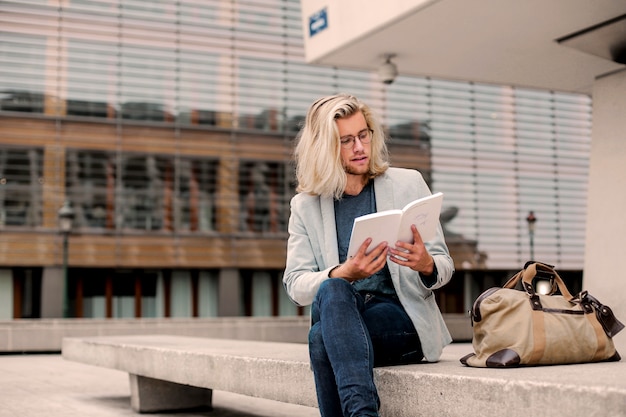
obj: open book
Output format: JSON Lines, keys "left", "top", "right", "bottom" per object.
{"left": 347, "top": 192, "right": 443, "bottom": 258}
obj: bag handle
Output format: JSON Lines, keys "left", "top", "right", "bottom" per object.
{"left": 503, "top": 262, "right": 574, "bottom": 300}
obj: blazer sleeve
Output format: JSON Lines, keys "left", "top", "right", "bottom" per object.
{"left": 282, "top": 194, "right": 333, "bottom": 306}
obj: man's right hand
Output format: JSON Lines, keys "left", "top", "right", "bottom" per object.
{"left": 329, "top": 238, "right": 388, "bottom": 281}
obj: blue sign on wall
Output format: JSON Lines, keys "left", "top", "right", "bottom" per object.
{"left": 309, "top": 8, "right": 328, "bottom": 37}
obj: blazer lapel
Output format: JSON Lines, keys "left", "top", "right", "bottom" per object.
{"left": 320, "top": 196, "right": 340, "bottom": 267}
{"left": 374, "top": 175, "right": 400, "bottom": 275}
{"left": 374, "top": 174, "right": 394, "bottom": 211}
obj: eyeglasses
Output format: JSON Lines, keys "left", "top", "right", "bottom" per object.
{"left": 339, "top": 129, "right": 372, "bottom": 148}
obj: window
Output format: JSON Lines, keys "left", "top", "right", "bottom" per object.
{"left": 0, "top": 147, "right": 44, "bottom": 227}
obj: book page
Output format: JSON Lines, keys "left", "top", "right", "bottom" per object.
{"left": 346, "top": 192, "right": 443, "bottom": 259}
{"left": 396, "top": 192, "right": 443, "bottom": 243}
{"left": 347, "top": 210, "right": 402, "bottom": 258}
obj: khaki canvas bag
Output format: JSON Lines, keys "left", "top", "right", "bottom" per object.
{"left": 461, "top": 262, "right": 624, "bottom": 368}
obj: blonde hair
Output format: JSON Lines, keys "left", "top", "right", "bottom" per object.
{"left": 294, "top": 93, "right": 389, "bottom": 199}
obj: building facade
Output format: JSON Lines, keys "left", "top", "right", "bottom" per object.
{"left": 0, "top": 0, "right": 590, "bottom": 320}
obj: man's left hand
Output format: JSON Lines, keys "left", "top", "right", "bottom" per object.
{"left": 388, "top": 224, "right": 434, "bottom": 275}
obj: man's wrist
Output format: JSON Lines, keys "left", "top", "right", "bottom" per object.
{"left": 328, "top": 265, "right": 341, "bottom": 278}
{"left": 421, "top": 256, "right": 435, "bottom": 276}
{"left": 420, "top": 260, "right": 438, "bottom": 287}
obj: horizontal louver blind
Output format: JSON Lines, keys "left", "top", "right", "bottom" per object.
{"left": 417, "top": 80, "right": 591, "bottom": 269}
{"left": 0, "top": 0, "right": 592, "bottom": 269}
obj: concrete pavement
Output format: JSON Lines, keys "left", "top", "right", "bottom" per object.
{"left": 0, "top": 353, "right": 320, "bottom": 417}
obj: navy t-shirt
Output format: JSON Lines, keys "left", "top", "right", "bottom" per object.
{"left": 334, "top": 181, "right": 396, "bottom": 296}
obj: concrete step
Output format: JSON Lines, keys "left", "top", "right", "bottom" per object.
{"left": 62, "top": 335, "right": 626, "bottom": 417}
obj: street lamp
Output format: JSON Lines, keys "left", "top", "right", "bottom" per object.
{"left": 526, "top": 210, "right": 551, "bottom": 294}
{"left": 526, "top": 211, "right": 536, "bottom": 261}
{"left": 58, "top": 201, "right": 75, "bottom": 318}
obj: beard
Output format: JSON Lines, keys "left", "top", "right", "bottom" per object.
{"left": 342, "top": 159, "right": 370, "bottom": 176}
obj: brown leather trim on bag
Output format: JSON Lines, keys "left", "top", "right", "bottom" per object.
{"left": 542, "top": 308, "right": 584, "bottom": 315}
{"left": 459, "top": 353, "right": 475, "bottom": 365}
{"left": 582, "top": 293, "right": 626, "bottom": 337}
{"left": 486, "top": 349, "right": 521, "bottom": 368}
{"left": 528, "top": 293, "right": 542, "bottom": 311}
{"left": 471, "top": 287, "right": 500, "bottom": 323}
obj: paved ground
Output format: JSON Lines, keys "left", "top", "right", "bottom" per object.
{"left": 0, "top": 353, "right": 320, "bottom": 417}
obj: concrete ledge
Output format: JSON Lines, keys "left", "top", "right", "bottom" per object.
{"left": 0, "top": 316, "right": 311, "bottom": 352}
{"left": 62, "top": 335, "right": 318, "bottom": 411}
{"left": 62, "top": 335, "right": 626, "bottom": 417}
{"left": 1, "top": 314, "right": 473, "bottom": 352}
{"left": 377, "top": 348, "right": 626, "bottom": 417}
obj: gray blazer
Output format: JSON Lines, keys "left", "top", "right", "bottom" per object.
{"left": 283, "top": 167, "right": 454, "bottom": 362}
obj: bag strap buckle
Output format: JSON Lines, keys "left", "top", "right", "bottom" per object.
{"left": 578, "top": 291, "right": 625, "bottom": 338}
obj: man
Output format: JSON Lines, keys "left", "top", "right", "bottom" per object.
{"left": 283, "top": 93, "right": 454, "bottom": 417}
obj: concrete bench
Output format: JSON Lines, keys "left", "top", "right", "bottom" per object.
{"left": 62, "top": 335, "right": 626, "bottom": 417}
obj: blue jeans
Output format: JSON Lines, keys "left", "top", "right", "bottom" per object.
{"left": 309, "top": 278, "right": 423, "bottom": 417}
